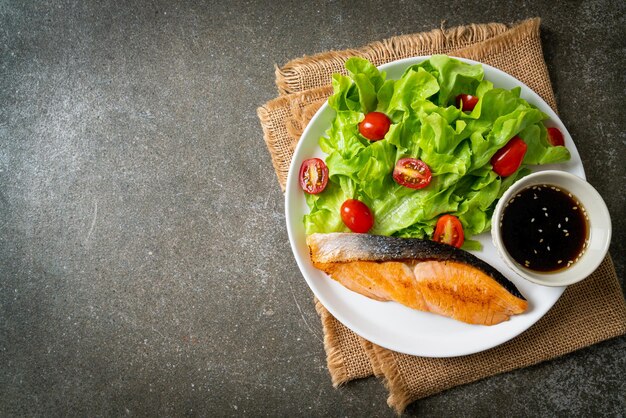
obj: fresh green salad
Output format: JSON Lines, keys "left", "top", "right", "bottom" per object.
{"left": 300, "top": 55, "right": 570, "bottom": 249}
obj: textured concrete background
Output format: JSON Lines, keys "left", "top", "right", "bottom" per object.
{"left": 1, "top": 0, "right": 624, "bottom": 416}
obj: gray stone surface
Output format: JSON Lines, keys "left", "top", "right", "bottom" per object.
{"left": 1, "top": 0, "right": 624, "bottom": 416}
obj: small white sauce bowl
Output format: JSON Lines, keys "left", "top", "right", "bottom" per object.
{"left": 491, "top": 170, "right": 612, "bottom": 287}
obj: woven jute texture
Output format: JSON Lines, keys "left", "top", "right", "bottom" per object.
{"left": 257, "top": 18, "right": 626, "bottom": 414}
{"left": 274, "top": 22, "right": 509, "bottom": 95}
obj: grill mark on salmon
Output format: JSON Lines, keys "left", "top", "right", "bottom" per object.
{"left": 307, "top": 233, "right": 528, "bottom": 326}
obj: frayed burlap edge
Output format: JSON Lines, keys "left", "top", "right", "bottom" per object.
{"left": 451, "top": 17, "right": 539, "bottom": 60}
{"left": 275, "top": 21, "right": 511, "bottom": 95}
{"left": 360, "top": 339, "right": 384, "bottom": 377}
{"left": 314, "top": 298, "right": 349, "bottom": 386}
{"left": 369, "top": 343, "right": 410, "bottom": 414}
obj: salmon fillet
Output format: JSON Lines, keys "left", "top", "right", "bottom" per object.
{"left": 307, "top": 233, "right": 528, "bottom": 326}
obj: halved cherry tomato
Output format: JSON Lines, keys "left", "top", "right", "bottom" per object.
{"left": 455, "top": 94, "right": 479, "bottom": 112}
{"left": 299, "top": 158, "right": 328, "bottom": 194}
{"left": 358, "top": 112, "right": 391, "bottom": 141}
{"left": 546, "top": 127, "right": 565, "bottom": 147}
{"left": 340, "top": 199, "right": 374, "bottom": 233}
{"left": 490, "top": 137, "right": 528, "bottom": 177}
{"left": 393, "top": 158, "right": 432, "bottom": 189}
{"left": 433, "top": 214, "right": 464, "bottom": 248}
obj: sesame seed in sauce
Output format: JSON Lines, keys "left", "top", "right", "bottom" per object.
{"left": 501, "top": 184, "right": 588, "bottom": 272}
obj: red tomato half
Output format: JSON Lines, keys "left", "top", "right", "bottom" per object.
{"left": 299, "top": 158, "right": 328, "bottom": 194}
{"left": 358, "top": 112, "right": 391, "bottom": 141}
{"left": 490, "top": 137, "right": 528, "bottom": 177}
{"left": 340, "top": 199, "right": 374, "bottom": 233}
{"left": 546, "top": 127, "right": 565, "bottom": 146}
{"left": 455, "top": 94, "right": 479, "bottom": 112}
{"left": 393, "top": 158, "right": 432, "bottom": 189}
{"left": 433, "top": 214, "right": 465, "bottom": 248}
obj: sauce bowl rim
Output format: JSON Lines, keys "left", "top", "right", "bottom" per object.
{"left": 491, "top": 170, "right": 612, "bottom": 287}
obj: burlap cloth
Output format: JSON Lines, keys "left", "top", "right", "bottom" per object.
{"left": 257, "top": 18, "right": 626, "bottom": 414}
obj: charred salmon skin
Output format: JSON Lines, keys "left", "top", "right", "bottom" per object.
{"left": 307, "top": 233, "right": 528, "bottom": 325}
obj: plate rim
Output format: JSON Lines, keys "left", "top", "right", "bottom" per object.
{"left": 285, "top": 55, "right": 583, "bottom": 357}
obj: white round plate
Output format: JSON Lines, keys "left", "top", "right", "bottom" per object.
{"left": 285, "top": 56, "right": 585, "bottom": 357}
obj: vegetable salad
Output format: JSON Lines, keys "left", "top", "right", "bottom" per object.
{"left": 303, "top": 55, "right": 570, "bottom": 247}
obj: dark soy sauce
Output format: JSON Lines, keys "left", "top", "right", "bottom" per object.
{"left": 500, "top": 184, "right": 588, "bottom": 272}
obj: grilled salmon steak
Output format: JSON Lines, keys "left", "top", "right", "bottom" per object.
{"left": 307, "top": 233, "right": 528, "bottom": 325}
